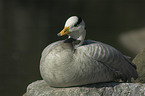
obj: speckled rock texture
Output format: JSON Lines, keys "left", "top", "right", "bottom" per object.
{"left": 26, "top": 80, "right": 145, "bottom": 96}
{"left": 132, "top": 48, "right": 145, "bottom": 83}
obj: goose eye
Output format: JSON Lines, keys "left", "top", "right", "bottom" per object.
{"left": 74, "top": 23, "right": 78, "bottom": 27}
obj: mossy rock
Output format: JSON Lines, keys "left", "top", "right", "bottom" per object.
{"left": 132, "top": 48, "right": 145, "bottom": 83}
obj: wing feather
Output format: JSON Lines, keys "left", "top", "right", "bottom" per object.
{"left": 84, "top": 40, "right": 138, "bottom": 82}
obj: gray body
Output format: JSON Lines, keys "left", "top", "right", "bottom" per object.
{"left": 40, "top": 40, "right": 138, "bottom": 87}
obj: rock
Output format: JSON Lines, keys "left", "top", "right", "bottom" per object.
{"left": 132, "top": 48, "right": 145, "bottom": 83}
{"left": 119, "top": 28, "right": 145, "bottom": 55}
{"left": 26, "top": 80, "right": 145, "bottom": 96}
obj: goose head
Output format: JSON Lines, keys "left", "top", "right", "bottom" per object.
{"left": 57, "top": 16, "right": 86, "bottom": 48}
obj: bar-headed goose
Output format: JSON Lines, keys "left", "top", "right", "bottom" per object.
{"left": 40, "top": 16, "right": 138, "bottom": 87}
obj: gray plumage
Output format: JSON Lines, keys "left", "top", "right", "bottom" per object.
{"left": 40, "top": 16, "right": 138, "bottom": 87}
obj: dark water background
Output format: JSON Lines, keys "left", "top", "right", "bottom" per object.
{"left": 1, "top": 0, "right": 145, "bottom": 96}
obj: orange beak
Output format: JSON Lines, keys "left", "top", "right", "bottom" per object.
{"left": 57, "top": 27, "right": 70, "bottom": 36}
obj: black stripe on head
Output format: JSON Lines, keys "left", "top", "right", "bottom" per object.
{"left": 74, "top": 16, "right": 82, "bottom": 27}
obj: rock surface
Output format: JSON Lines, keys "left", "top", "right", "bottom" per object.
{"left": 132, "top": 48, "right": 145, "bottom": 83}
{"left": 26, "top": 80, "right": 145, "bottom": 96}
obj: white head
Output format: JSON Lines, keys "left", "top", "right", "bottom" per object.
{"left": 57, "top": 16, "right": 86, "bottom": 48}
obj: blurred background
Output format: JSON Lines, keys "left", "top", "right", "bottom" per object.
{"left": 1, "top": 0, "right": 145, "bottom": 96}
